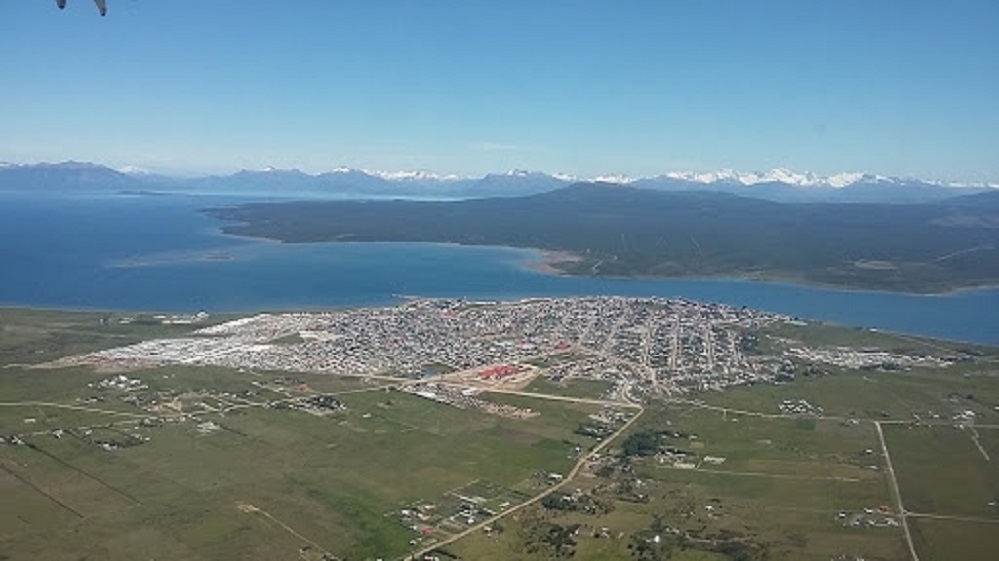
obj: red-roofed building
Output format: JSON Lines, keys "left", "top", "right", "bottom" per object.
{"left": 480, "top": 365, "right": 519, "bottom": 380}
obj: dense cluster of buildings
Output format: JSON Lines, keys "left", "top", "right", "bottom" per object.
{"left": 67, "top": 297, "right": 794, "bottom": 397}
{"left": 784, "top": 345, "right": 955, "bottom": 370}
{"left": 63, "top": 297, "right": 950, "bottom": 401}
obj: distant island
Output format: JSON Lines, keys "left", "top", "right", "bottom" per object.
{"left": 206, "top": 183, "right": 999, "bottom": 294}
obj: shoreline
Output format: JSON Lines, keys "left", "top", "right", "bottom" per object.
{"left": 520, "top": 250, "right": 582, "bottom": 276}
{"left": 211, "top": 214, "right": 998, "bottom": 297}
{"left": 516, "top": 248, "right": 999, "bottom": 297}
{"left": 213, "top": 226, "right": 999, "bottom": 297}
{"left": 1, "top": 300, "right": 997, "bottom": 351}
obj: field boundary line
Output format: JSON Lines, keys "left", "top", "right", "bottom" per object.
{"left": 236, "top": 502, "right": 328, "bottom": 554}
{"left": 25, "top": 440, "right": 141, "bottom": 505}
{"left": 907, "top": 512, "right": 999, "bottom": 524}
{"left": 659, "top": 464, "right": 863, "bottom": 483}
{"left": 876, "top": 421, "right": 920, "bottom": 561}
{"left": 0, "top": 401, "right": 149, "bottom": 418}
{"left": 0, "top": 462, "right": 84, "bottom": 518}
{"left": 969, "top": 426, "right": 990, "bottom": 462}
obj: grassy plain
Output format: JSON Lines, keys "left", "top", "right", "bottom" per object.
{"left": 449, "top": 321, "right": 999, "bottom": 561}
{"left": 526, "top": 377, "right": 615, "bottom": 401}
{"left": 908, "top": 517, "right": 999, "bottom": 561}
{"left": 883, "top": 425, "right": 998, "bottom": 518}
{"left": 450, "top": 402, "right": 908, "bottom": 561}
{"left": 0, "top": 307, "right": 234, "bottom": 365}
{"left": 3, "top": 308, "right": 999, "bottom": 560}
{"left": 0, "top": 382, "right": 598, "bottom": 560}
{"left": 1, "top": 308, "right": 606, "bottom": 560}
{"left": 695, "top": 322, "right": 999, "bottom": 425}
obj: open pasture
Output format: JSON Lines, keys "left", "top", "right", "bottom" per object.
{"left": 0, "top": 367, "right": 599, "bottom": 560}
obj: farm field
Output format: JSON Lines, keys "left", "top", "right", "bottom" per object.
{"left": 0, "top": 380, "right": 602, "bottom": 560}
{"left": 2, "top": 306, "right": 998, "bottom": 560}
{"left": 908, "top": 517, "right": 999, "bottom": 561}
{"left": 449, "top": 403, "right": 908, "bottom": 561}
{"left": 883, "top": 425, "right": 998, "bottom": 519}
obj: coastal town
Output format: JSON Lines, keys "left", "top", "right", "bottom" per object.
{"left": 4, "top": 296, "right": 990, "bottom": 561}
{"left": 57, "top": 297, "right": 786, "bottom": 399}
{"left": 56, "top": 296, "right": 961, "bottom": 403}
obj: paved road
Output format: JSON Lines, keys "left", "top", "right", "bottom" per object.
{"left": 406, "top": 398, "right": 644, "bottom": 561}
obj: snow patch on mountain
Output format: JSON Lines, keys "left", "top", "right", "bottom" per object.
{"left": 826, "top": 172, "right": 865, "bottom": 188}
{"left": 9, "top": 160, "right": 997, "bottom": 194}
{"left": 662, "top": 168, "right": 871, "bottom": 188}
{"left": 592, "top": 174, "right": 635, "bottom": 184}
{"left": 116, "top": 165, "right": 153, "bottom": 175}
{"left": 180, "top": 164, "right": 997, "bottom": 190}
{"left": 369, "top": 169, "right": 464, "bottom": 182}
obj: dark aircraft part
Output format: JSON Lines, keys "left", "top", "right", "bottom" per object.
{"left": 55, "top": 0, "right": 105, "bottom": 15}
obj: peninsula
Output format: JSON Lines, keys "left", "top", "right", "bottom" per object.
{"left": 206, "top": 183, "right": 999, "bottom": 294}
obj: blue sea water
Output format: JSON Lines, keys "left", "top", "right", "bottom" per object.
{"left": 1, "top": 192, "right": 997, "bottom": 345}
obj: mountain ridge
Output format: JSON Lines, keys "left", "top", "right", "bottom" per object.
{"left": 0, "top": 160, "right": 995, "bottom": 204}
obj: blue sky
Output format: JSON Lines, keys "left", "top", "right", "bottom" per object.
{"left": 1, "top": 1, "right": 997, "bottom": 181}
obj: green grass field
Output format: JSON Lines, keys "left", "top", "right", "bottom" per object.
{"left": 908, "top": 517, "right": 999, "bottom": 561}
{"left": 526, "top": 377, "right": 615, "bottom": 401}
{"left": 883, "top": 425, "right": 998, "bottom": 519}
{"left": 693, "top": 361, "right": 999, "bottom": 425}
{"left": 3, "top": 307, "right": 998, "bottom": 560}
{"left": 450, "top": 403, "right": 907, "bottom": 561}
{"left": 0, "top": 385, "right": 600, "bottom": 560}
{"left": 0, "top": 308, "right": 233, "bottom": 366}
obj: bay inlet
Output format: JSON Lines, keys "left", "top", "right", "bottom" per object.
{"left": 0, "top": 192, "right": 996, "bottom": 345}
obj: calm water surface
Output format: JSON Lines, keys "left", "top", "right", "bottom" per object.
{"left": 1, "top": 192, "right": 996, "bottom": 345}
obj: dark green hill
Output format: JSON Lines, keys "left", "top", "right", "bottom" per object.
{"left": 206, "top": 183, "right": 999, "bottom": 293}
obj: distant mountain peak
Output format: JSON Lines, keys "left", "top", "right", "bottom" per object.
{"left": 236, "top": 167, "right": 312, "bottom": 176}
{"left": 10, "top": 160, "right": 996, "bottom": 190}
{"left": 660, "top": 168, "right": 868, "bottom": 188}
{"left": 2, "top": 160, "right": 995, "bottom": 203}
{"left": 368, "top": 169, "right": 463, "bottom": 182}
{"left": 592, "top": 174, "right": 634, "bottom": 185}
{"left": 651, "top": 168, "right": 999, "bottom": 190}
{"left": 825, "top": 172, "right": 866, "bottom": 188}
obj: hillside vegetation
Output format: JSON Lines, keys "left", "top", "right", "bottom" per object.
{"left": 208, "top": 184, "right": 999, "bottom": 293}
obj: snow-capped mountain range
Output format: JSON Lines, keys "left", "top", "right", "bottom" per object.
{"left": 0, "top": 161, "right": 995, "bottom": 204}
{"left": 221, "top": 164, "right": 997, "bottom": 190}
